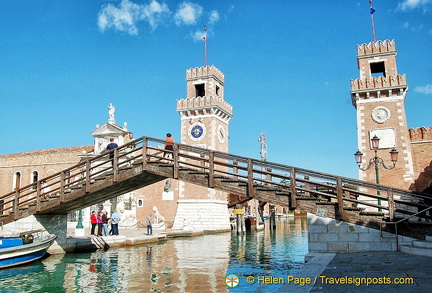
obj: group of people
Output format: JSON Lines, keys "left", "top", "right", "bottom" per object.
{"left": 90, "top": 210, "right": 121, "bottom": 236}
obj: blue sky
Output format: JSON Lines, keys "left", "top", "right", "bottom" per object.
{"left": 1, "top": 0, "right": 431, "bottom": 179}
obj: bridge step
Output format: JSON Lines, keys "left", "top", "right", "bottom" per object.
{"left": 401, "top": 236, "right": 432, "bottom": 257}
{"left": 188, "top": 171, "right": 208, "bottom": 175}
{"left": 275, "top": 192, "right": 291, "bottom": 196}
{"left": 316, "top": 202, "right": 336, "bottom": 205}
{"left": 343, "top": 207, "right": 362, "bottom": 211}
{"left": 359, "top": 211, "right": 384, "bottom": 216}
{"left": 296, "top": 196, "right": 320, "bottom": 201}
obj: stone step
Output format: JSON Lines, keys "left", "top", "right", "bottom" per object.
{"left": 412, "top": 239, "right": 432, "bottom": 248}
{"left": 400, "top": 244, "right": 432, "bottom": 257}
{"left": 426, "top": 235, "right": 432, "bottom": 242}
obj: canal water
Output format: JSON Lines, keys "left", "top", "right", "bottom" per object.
{"left": 0, "top": 217, "right": 308, "bottom": 293}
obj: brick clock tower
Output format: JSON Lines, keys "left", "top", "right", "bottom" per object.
{"left": 173, "top": 65, "right": 233, "bottom": 230}
{"left": 350, "top": 40, "right": 414, "bottom": 190}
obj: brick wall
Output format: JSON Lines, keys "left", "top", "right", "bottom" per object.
{"left": 409, "top": 127, "right": 432, "bottom": 192}
{"left": 0, "top": 146, "right": 92, "bottom": 195}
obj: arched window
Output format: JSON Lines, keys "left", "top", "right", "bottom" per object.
{"left": 13, "top": 171, "right": 21, "bottom": 190}
{"left": 138, "top": 199, "right": 143, "bottom": 207}
{"left": 32, "top": 171, "right": 39, "bottom": 190}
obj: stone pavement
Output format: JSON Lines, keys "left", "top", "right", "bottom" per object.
{"left": 275, "top": 251, "right": 432, "bottom": 293}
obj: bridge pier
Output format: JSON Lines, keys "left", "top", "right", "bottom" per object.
{"left": 307, "top": 214, "right": 414, "bottom": 252}
{"left": 2, "top": 214, "right": 69, "bottom": 254}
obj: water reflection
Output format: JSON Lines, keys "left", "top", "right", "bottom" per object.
{"left": 228, "top": 216, "right": 308, "bottom": 292}
{"left": 0, "top": 217, "right": 308, "bottom": 292}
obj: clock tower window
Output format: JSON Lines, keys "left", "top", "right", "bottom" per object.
{"left": 370, "top": 61, "right": 386, "bottom": 78}
{"left": 195, "top": 84, "right": 205, "bottom": 97}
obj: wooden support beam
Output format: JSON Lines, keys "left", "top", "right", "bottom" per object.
{"left": 247, "top": 158, "right": 255, "bottom": 196}
{"left": 387, "top": 188, "right": 395, "bottom": 221}
{"left": 13, "top": 190, "right": 19, "bottom": 219}
{"left": 290, "top": 167, "right": 297, "bottom": 209}
{"left": 60, "top": 171, "right": 66, "bottom": 203}
{"left": 142, "top": 138, "right": 148, "bottom": 171}
{"left": 85, "top": 161, "right": 91, "bottom": 193}
{"left": 36, "top": 181, "right": 41, "bottom": 212}
{"left": 113, "top": 149, "right": 118, "bottom": 183}
{"left": 336, "top": 177, "right": 345, "bottom": 220}
{"left": 208, "top": 151, "right": 215, "bottom": 188}
{"left": 173, "top": 144, "right": 179, "bottom": 179}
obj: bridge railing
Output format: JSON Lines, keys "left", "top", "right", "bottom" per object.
{"left": 0, "top": 136, "right": 429, "bottom": 222}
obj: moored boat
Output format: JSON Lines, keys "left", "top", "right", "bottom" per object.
{"left": 0, "top": 229, "right": 57, "bottom": 269}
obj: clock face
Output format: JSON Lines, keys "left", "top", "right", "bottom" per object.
{"left": 188, "top": 123, "right": 206, "bottom": 141}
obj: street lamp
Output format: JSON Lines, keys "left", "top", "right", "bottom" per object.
{"left": 354, "top": 135, "right": 399, "bottom": 210}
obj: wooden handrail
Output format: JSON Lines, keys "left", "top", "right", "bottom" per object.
{"left": 0, "top": 135, "right": 429, "bottom": 224}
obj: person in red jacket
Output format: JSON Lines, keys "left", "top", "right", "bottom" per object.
{"left": 90, "top": 211, "right": 97, "bottom": 236}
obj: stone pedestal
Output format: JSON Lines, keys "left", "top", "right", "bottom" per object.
{"left": 172, "top": 199, "right": 230, "bottom": 231}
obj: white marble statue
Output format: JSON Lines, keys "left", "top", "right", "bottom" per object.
{"left": 108, "top": 103, "right": 115, "bottom": 123}
{"left": 152, "top": 206, "right": 165, "bottom": 224}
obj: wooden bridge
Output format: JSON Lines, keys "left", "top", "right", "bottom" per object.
{"left": 1, "top": 136, "right": 431, "bottom": 238}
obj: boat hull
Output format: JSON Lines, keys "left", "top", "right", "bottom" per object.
{"left": 0, "top": 235, "right": 57, "bottom": 269}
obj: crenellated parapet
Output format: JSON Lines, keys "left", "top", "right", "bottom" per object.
{"left": 409, "top": 127, "right": 432, "bottom": 142}
{"left": 351, "top": 74, "right": 407, "bottom": 91}
{"left": 357, "top": 39, "right": 395, "bottom": 56}
{"left": 177, "top": 95, "right": 233, "bottom": 121}
{"left": 186, "top": 65, "right": 225, "bottom": 84}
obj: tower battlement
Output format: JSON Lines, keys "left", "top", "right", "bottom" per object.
{"left": 177, "top": 95, "right": 233, "bottom": 117}
{"left": 186, "top": 65, "right": 225, "bottom": 84}
{"left": 357, "top": 39, "right": 395, "bottom": 56}
{"left": 351, "top": 74, "right": 407, "bottom": 91}
{"left": 409, "top": 127, "right": 432, "bottom": 142}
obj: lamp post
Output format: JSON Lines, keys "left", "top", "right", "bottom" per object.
{"left": 354, "top": 135, "right": 399, "bottom": 211}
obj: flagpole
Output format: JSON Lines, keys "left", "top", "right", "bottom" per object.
{"left": 203, "top": 25, "right": 207, "bottom": 67}
{"left": 370, "top": 0, "right": 377, "bottom": 42}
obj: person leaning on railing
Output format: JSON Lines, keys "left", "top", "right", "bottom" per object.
{"left": 163, "top": 133, "right": 174, "bottom": 159}
{"left": 106, "top": 138, "right": 118, "bottom": 165}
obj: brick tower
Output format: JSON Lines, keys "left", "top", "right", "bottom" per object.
{"left": 173, "top": 65, "right": 233, "bottom": 230}
{"left": 350, "top": 40, "right": 414, "bottom": 190}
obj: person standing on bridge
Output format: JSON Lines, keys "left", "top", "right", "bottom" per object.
{"left": 163, "top": 133, "right": 174, "bottom": 159}
{"left": 111, "top": 210, "right": 121, "bottom": 235}
{"left": 106, "top": 138, "right": 118, "bottom": 166}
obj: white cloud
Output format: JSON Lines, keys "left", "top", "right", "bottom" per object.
{"left": 414, "top": 84, "right": 432, "bottom": 94}
{"left": 208, "top": 10, "right": 219, "bottom": 25}
{"left": 174, "top": 2, "right": 203, "bottom": 26}
{"left": 97, "top": 0, "right": 170, "bottom": 35}
{"left": 398, "top": 0, "right": 431, "bottom": 11}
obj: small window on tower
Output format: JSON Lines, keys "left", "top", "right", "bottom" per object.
{"left": 195, "top": 84, "right": 205, "bottom": 97}
{"left": 370, "top": 61, "right": 386, "bottom": 78}
{"left": 216, "top": 85, "right": 220, "bottom": 96}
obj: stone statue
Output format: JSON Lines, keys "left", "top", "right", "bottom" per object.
{"left": 108, "top": 103, "right": 115, "bottom": 123}
{"left": 152, "top": 206, "right": 165, "bottom": 224}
